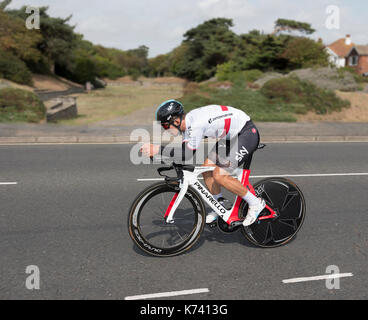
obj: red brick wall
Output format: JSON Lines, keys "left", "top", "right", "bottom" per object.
{"left": 357, "top": 56, "right": 368, "bottom": 75}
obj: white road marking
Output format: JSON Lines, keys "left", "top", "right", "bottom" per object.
{"left": 0, "top": 182, "right": 18, "bottom": 185}
{"left": 137, "top": 172, "right": 368, "bottom": 182}
{"left": 124, "top": 288, "right": 209, "bottom": 300}
{"left": 282, "top": 273, "right": 353, "bottom": 284}
{"left": 137, "top": 178, "right": 166, "bottom": 181}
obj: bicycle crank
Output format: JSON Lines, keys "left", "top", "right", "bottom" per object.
{"left": 218, "top": 219, "right": 242, "bottom": 233}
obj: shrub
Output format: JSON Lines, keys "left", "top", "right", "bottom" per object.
{"left": 216, "top": 61, "right": 238, "bottom": 81}
{"left": 261, "top": 77, "right": 302, "bottom": 102}
{"left": 178, "top": 80, "right": 297, "bottom": 122}
{"left": 261, "top": 76, "right": 350, "bottom": 114}
{"left": 0, "top": 88, "right": 46, "bottom": 122}
{"left": 338, "top": 67, "right": 368, "bottom": 84}
{"left": 0, "top": 51, "right": 33, "bottom": 86}
{"left": 216, "top": 63, "right": 264, "bottom": 85}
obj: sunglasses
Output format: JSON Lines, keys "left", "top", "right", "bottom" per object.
{"left": 161, "top": 122, "right": 171, "bottom": 130}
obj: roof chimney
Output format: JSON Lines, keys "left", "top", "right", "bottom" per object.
{"left": 345, "top": 35, "right": 352, "bottom": 45}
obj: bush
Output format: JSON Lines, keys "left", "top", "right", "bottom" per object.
{"left": 179, "top": 73, "right": 351, "bottom": 122}
{"left": 338, "top": 67, "right": 368, "bottom": 84}
{"left": 0, "top": 51, "right": 33, "bottom": 86}
{"left": 216, "top": 61, "right": 237, "bottom": 81}
{"left": 216, "top": 65, "right": 263, "bottom": 86}
{"left": 178, "top": 81, "right": 297, "bottom": 122}
{"left": 261, "top": 77, "right": 350, "bottom": 114}
{"left": 0, "top": 88, "right": 46, "bottom": 122}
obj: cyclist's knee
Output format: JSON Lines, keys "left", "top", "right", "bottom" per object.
{"left": 202, "top": 158, "right": 215, "bottom": 179}
{"left": 212, "top": 166, "right": 228, "bottom": 184}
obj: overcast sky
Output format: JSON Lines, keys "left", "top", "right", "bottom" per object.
{"left": 8, "top": 0, "right": 368, "bottom": 57}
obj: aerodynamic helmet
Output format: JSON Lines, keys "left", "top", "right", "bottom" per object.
{"left": 155, "top": 99, "right": 184, "bottom": 130}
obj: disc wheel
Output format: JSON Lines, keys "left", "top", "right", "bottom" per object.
{"left": 128, "top": 182, "right": 206, "bottom": 257}
{"left": 240, "top": 178, "right": 306, "bottom": 248}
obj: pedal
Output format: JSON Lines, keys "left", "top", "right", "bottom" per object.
{"left": 206, "top": 221, "right": 218, "bottom": 229}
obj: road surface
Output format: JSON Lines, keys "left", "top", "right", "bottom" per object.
{"left": 0, "top": 142, "right": 367, "bottom": 299}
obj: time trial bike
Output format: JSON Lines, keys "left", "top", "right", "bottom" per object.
{"left": 128, "top": 144, "right": 306, "bottom": 257}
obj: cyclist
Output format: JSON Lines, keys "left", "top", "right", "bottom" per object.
{"left": 140, "top": 99, "right": 265, "bottom": 226}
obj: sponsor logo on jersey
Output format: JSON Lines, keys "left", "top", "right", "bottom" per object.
{"left": 235, "top": 146, "right": 249, "bottom": 162}
{"left": 208, "top": 113, "right": 233, "bottom": 124}
{"left": 186, "top": 126, "right": 192, "bottom": 137}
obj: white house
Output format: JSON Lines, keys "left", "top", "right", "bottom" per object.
{"left": 326, "top": 35, "right": 355, "bottom": 68}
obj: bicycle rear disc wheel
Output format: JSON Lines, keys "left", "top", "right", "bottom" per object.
{"left": 240, "top": 177, "right": 306, "bottom": 248}
{"left": 128, "top": 182, "right": 205, "bottom": 257}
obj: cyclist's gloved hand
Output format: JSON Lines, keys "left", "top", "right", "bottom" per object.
{"left": 140, "top": 143, "right": 160, "bottom": 158}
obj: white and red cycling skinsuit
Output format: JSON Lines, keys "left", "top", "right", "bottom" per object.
{"left": 183, "top": 105, "right": 250, "bottom": 150}
{"left": 161, "top": 105, "right": 259, "bottom": 172}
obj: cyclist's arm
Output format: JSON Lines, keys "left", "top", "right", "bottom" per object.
{"left": 160, "top": 126, "right": 203, "bottom": 161}
{"left": 159, "top": 141, "right": 197, "bottom": 162}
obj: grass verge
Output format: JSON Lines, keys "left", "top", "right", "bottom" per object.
{"left": 59, "top": 84, "right": 183, "bottom": 125}
{"left": 0, "top": 88, "right": 46, "bottom": 123}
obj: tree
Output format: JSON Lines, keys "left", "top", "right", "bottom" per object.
{"left": 0, "top": 8, "right": 42, "bottom": 63}
{"left": 171, "top": 18, "right": 239, "bottom": 81}
{"left": 281, "top": 37, "right": 329, "bottom": 69}
{"left": 6, "top": 6, "right": 77, "bottom": 73}
{"left": 126, "top": 45, "right": 150, "bottom": 76}
{"left": 229, "top": 30, "right": 291, "bottom": 72}
{"left": 274, "top": 19, "right": 315, "bottom": 35}
{"left": 0, "top": 0, "right": 11, "bottom": 10}
{"left": 149, "top": 54, "right": 170, "bottom": 77}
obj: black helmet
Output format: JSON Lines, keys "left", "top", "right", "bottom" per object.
{"left": 155, "top": 99, "right": 184, "bottom": 129}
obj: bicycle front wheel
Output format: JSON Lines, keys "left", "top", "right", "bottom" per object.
{"left": 128, "top": 182, "right": 206, "bottom": 257}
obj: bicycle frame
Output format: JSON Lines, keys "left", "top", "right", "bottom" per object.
{"left": 164, "top": 167, "right": 277, "bottom": 225}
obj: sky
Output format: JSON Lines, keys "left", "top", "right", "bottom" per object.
{"left": 7, "top": 0, "right": 368, "bottom": 57}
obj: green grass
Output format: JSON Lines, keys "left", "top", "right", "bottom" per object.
{"left": 179, "top": 83, "right": 298, "bottom": 122}
{"left": 0, "top": 88, "right": 46, "bottom": 123}
{"left": 261, "top": 76, "right": 351, "bottom": 115}
{"left": 177, "top": 75, "right": 351, "bottom": 121}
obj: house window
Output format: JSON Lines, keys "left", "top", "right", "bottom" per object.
{"left": 349, "top": 55, "right": 359, "bottom": 66}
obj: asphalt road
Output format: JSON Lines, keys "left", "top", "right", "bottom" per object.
{"left": 0, "top": 142, "right": 367, "bottom": 300}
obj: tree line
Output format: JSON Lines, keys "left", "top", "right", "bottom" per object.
{"left": 0, "top": 0, "right": 150, "bottom": 86}
{"left": 0, "top": 0, "right": 329, "bottom": 86}
{"left": 150, "top": 18, "right": 329, "bottom": 81}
